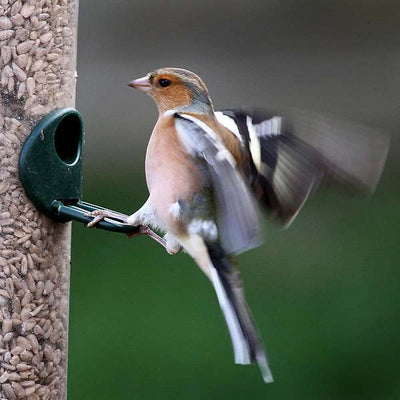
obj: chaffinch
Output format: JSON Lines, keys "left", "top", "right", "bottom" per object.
{"left": 88, "top": 67, "right": 389, "bottom": 383}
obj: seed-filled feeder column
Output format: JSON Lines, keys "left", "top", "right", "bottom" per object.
{"left": 0, "top": 0, "right": 78, "bottom": 399}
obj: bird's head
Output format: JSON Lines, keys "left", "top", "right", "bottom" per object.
{"left": 128, "top": 67, "right": 214, "bottom": 115}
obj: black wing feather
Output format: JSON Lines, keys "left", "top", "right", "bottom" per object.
{"left": 218, "top": 108, "right": 389, "bottom": 226}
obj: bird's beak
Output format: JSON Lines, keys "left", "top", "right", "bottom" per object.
{"left": 127, "top": 75, "right": 152, "bottom": 93}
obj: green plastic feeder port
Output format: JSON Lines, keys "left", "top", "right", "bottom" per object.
{"left": 19, "top": 108, "right": 139, "bottom": 234}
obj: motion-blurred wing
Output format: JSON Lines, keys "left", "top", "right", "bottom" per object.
{"left": 269, "top": 108, "right": 390, "bottom": 192}
{"left": 217, "top": 109, "right": 389, "bottom": 227}
{"left": 174, "top": 113, "right": 261, "bottom": 255}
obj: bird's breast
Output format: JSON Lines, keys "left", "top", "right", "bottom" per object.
{"left": 145, "top": 115, "right": 204, "bottom": 230}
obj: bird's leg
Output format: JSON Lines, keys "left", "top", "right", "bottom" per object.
{"left": 86, "top": 209, "right": 170, "bottom": 251}
{"left": 127, "top": 225, "right": 168, "bottom": 248}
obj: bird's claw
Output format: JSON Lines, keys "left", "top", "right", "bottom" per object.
{"left": 85, "top": 210, "right": 167, "bottom": 250}
{"left": 86, "top": 210, "right": 106, "bottom": 228}
{"left": 86, "top": 211, "right": 181, "bottom": 254}
{"left": 85, "top": 209, "right": 127, "bottom": 228}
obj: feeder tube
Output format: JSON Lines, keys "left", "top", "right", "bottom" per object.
{"left": 0, "top": 0, "right": 78, "bottom": 398}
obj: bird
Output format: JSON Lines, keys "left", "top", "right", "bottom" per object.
{"left": 87, "top": 67, "right": 389, "bottom": 383}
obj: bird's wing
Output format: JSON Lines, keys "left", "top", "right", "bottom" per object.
{"left": 216, "top": 109, "right": 390, "bottom": 227}
{"left": 174, "top": 113, "right": 262, "bottom": 255}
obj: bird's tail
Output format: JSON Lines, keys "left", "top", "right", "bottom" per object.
{"left": 207, "top": 245, "right": 273, "bottom": 383}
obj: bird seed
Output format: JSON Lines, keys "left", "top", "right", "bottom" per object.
{"left": 1, "top": 0, "right": 77, "bottom": 398}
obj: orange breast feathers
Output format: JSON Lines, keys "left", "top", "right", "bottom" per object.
{"left": 145, "top": 115, "right": 204, "bottom": 231}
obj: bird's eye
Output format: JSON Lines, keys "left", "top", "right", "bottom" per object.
{"left": 159, "top": 78, "right": 171, "bottom": 88}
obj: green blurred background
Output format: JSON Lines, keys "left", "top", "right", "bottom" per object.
{"left": 68, "top": 1, "right": 400, "bottom": 399}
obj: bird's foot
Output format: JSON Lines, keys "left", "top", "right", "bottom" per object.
{"left": 86, "top": 209, "right": 128, "bottom": 228}
{"left": 86, "top": 210, "right": 175, "bottom": 253}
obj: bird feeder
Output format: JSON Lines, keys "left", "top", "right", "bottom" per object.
{"left": 0, "top": 1, "right": 78, "bottom": 398}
